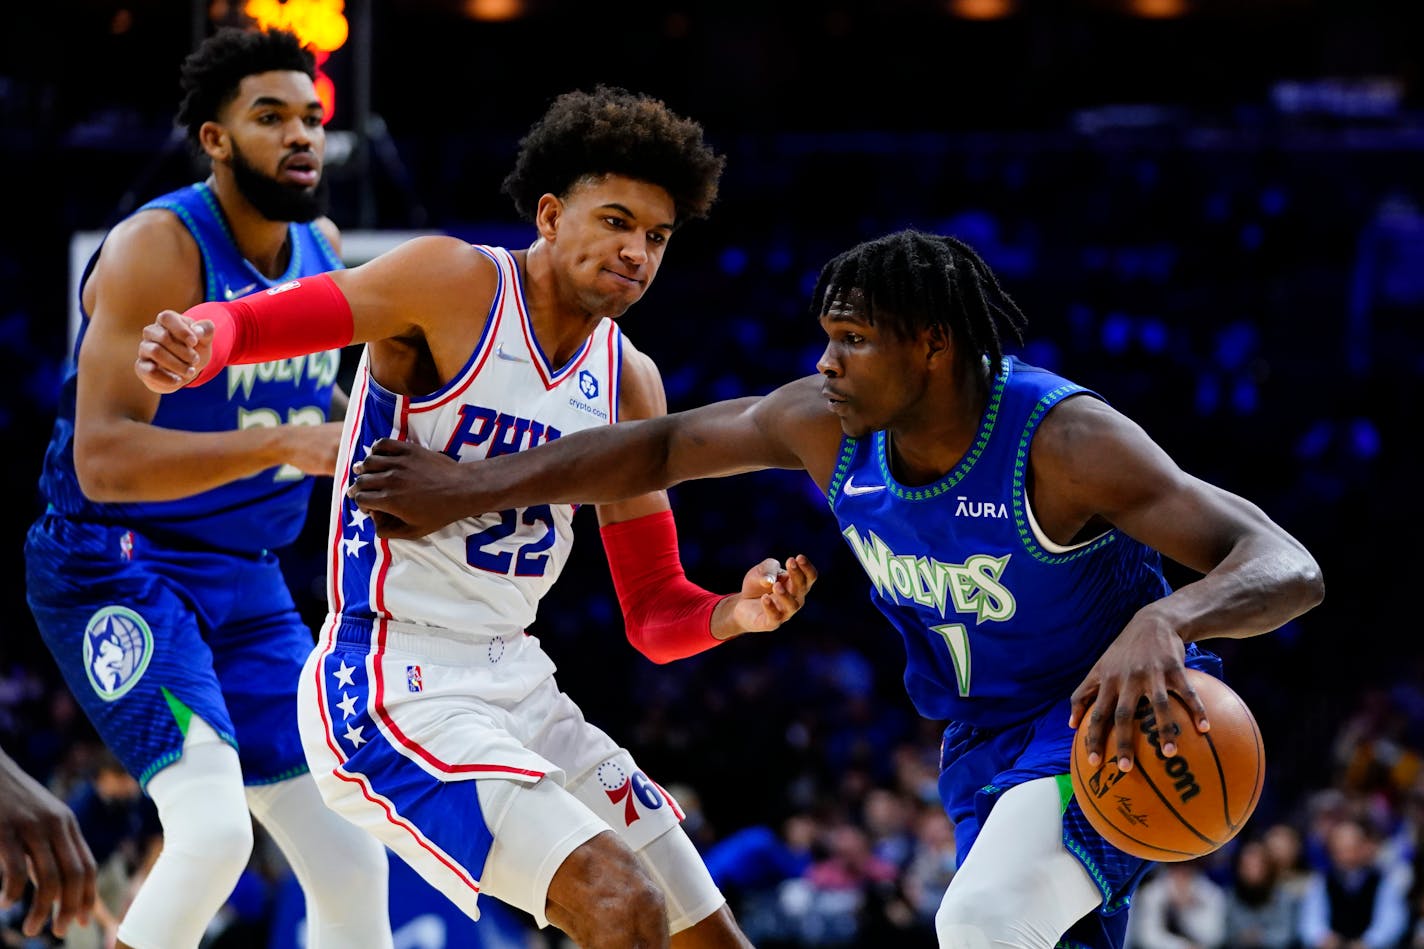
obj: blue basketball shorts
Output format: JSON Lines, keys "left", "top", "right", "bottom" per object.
{"left": 937, "top": 647, "right": 1223, "bottom": 949}
{"left": 25, "top": 513, "right": 313, "bottom": 788}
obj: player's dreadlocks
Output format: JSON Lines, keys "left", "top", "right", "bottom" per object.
{"left": 810, "top": 230, "right": 1029, "bottom": 377}
{"left": 503, "top": 85, "right": 725, "bottom": 227}
{"left": 177, "top": 28, "right": 315, "bottom": 151}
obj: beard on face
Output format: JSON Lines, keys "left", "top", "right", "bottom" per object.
{"left": 230, "top": 140, "right": 326, "bottom": 223}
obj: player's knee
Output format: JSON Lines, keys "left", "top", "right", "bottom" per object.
{"left": 551, "top": 834, "right": 668, "bottom": 948}
{"left": 590, "top": 872, "right": 666, "bottom": 948}
{"left": 935, "top": 882, "right": 1017, "bottom": 948}
{"left": 166, "top": 798, "right": 255, "bottom": 866}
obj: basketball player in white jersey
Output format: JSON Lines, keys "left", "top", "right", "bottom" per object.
{"left": 134, "top": 87, "right": 817, "bottom": 949}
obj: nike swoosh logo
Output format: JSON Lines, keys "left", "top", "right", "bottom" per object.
{"left": 222, "top": 282, "right": 257, "bottom": 301}
{"left": 842, "top": 476, "right": 886, "bottom": 497}
{"left": 495, "top": 343, "right": 529, "bottom": 363}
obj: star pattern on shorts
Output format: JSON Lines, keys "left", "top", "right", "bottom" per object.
{"left": 342, "top": 535, "right": 369, "bottom": 557}
{"left": 336, "top": 691, "right": 358, "bottom": 720}
{"left": 348, "top": 506, "right": 371, "bottom": 531}
{"left": 343, "top": 723, "right": 366, "bottom": 748}
{"left": 333, "top": 659, "right": 356, "bottom": 688}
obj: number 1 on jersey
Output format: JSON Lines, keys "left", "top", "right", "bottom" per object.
{"left": 932, "top": 623, "right": 972, "bottom": 696}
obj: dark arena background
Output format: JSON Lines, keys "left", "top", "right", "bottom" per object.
{"left": 3, "top": 1, "right": 1422, "bottom": 946}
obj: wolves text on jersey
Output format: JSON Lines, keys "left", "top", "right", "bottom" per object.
{"left": 226, "top": 350, "right": 341, "bottom": 400}
{"left": 841, "top": 525, "right": 1016, "bottom": 623}
{"left": 443, "top": 404, "right": 564, "bottom": 459}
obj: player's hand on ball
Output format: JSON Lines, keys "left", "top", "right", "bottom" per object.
{"left": 725, "top": 554, "right": 818, "bottom": 635}
{"left": 135, "top": 310, "right": 214, "bottom": 393}
{"left": 1068, "top": 618, "right": 1208, "bottom": 773}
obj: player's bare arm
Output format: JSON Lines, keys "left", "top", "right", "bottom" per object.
{"left": 349, "top": 373, "right": 840, "bottom": 536}
{"left": 597, "top": 341, "right": 820, "bottom": 641}
{"left": 135, "top": 234, "right": 497, "bottom": 394}
{"left": 77, "top": 211, "right": 343, "bottom": 501}
{"left": 1035, "top": 395, "right": 1325, "bottom": 771}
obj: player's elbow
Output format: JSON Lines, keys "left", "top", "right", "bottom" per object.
{"left": 623, "top": 622, "right": 675, "bottom": 665}
{"left": 1296, "top": 553, "right": 1325, "bottom": 610}
{"left": 74, "top": 433, "right": 137, "bottom": 503}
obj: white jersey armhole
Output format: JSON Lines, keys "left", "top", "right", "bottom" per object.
{"left": 1023, "top": 492, "right": 1110, "bottom": 554}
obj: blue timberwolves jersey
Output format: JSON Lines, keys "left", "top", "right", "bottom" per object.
{"left": 39, "top": 183, "right": 344, "bottom": 553}
{"left": 828, "top": 357, "right": 1173, "bottom": 729}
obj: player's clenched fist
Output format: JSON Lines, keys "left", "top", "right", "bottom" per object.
{"left": 135, "top": 310, "right": 214, "bottom": 393}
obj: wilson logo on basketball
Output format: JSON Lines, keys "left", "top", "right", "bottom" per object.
{"left": 1135, "top": 702, "right": 1201, "bottom": 803}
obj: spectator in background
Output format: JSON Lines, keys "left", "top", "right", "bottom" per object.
{"left": 1265, "top": 822, "right": 1315, "bottom": 912}
{"left": 1224, "top": 839, "right": 1299, "bottom": 949}
{"left": 900, "top": 806, "right": 957, "bottom": 929}
{"left": 1126, "top": 860, "right": 1227, "bottom": 949}
{"left": 1298, "top": 815, "right": 1409, "bottom": 949}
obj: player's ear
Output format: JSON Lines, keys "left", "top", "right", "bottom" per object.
{"left": 534, "top": 193, "right": 564, "bottom": 242}
{"left": 924, "top": 324, "right": 950, "bottom": 365}
{"left": 199, "top": 121, "right": 230, "bottom": 162}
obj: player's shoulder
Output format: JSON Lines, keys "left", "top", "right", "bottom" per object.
{"left": 1031, "top": 390, "right": 1151, "bottom": 482}
{"left": 612, "top": 334, "right": 667, "bottom": 420}
{"left": 87, "top": 209, "right": 204, "bottom": 312}
{"left": 380, "top": 234, "right": 499, "bottom": 285}
{"left": 103, "top": 208, "right": 200, "bottom": 267}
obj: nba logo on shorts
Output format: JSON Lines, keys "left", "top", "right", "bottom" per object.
{"left": 83, "top": 606, "right": 154, "bottom": 701}
{"left": 406, "top": 664, "right": 423, "bottom": 693}
{"left": 119, "top": 530, "right": 134, "bottom": 561}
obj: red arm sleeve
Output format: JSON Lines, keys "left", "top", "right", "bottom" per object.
{"left": 600, "top": 509, "right": 728, "bottom": 664}
{"left": 187, "top": 273, "right": 353, "bottom": 387}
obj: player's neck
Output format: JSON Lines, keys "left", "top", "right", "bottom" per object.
{"left": 205, "top": 174, "right": 294, "bottom": 279}
{"left": 886, "top": 361, "right": 990, "bottom": 486}
{"left": 518, "top": 244, "right": 604, "bottom": 367}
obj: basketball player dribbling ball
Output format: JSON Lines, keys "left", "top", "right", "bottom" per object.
{"left": 135, "top": 87, "right": 818, "bottom": 949}
{"left": 24, "top": 28, "right": 392, "bottom": 949}
{"left": 325, "top": 230, "right": 1322, "bottom": 949}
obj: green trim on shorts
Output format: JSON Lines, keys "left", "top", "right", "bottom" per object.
{"left": 1055, "top": 772, "right": 1074, "bottom": 813}
{"left": 162, "top": 686, "right": 193, "bottom": 736}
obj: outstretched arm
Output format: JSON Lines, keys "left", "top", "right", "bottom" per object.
{"left": 134, "top": 235, "right": 497, "bottom": 391}
{"left": 591, "top": 344, "right": 818, "bottom": 661}
{"left": 1038, "top": 396, "right": 1325, "bottom": 771}
{"left": 347, "top": 373, "right": 838, "bottom": 538}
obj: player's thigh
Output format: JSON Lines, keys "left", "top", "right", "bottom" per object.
{"left": 478, "top": 775, "right": 617, "bottom": 927}
{"left": 25, "top": 523, "right": 236, "bottom": 787}
{"left": 939, "top": 778, "right": 1102, "bottom": 935}
{"left": 527, "top": 683, "right": 725, "bottom": 932}
{"left": 208, "top": 605, "right": 314, "bottom": 784}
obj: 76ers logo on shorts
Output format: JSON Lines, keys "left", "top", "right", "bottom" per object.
{"left": 83, "top": 606, "right": 154, "bottom": 701}
{"left": 597, "top": 760, "right": 665, "bottom": 827}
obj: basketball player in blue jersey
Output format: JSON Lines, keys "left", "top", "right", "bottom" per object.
{"left": 309, "top": 229, "right": 1324, "bottom": 948}
{"left": 24, "top": 28, "right": 391, "bottom": 949}
{"left": 134, "top": 87, "right": 818, "bottom": 949}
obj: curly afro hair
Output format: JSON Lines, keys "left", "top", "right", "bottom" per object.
{"left": 176, "top": 28, "right": 315, "bottom": 150}
{"left": 502, "top": 86, "right": 725, "bottom": 227}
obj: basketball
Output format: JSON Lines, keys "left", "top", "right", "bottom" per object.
{"left": 1070, "top": 668, "right": 1265, "bottom": 862}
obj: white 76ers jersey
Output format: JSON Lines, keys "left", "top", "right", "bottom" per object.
{"left": 327, "top": 245, "right": 622, "bottom": 648}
